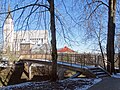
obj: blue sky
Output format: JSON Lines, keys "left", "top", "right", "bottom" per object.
{"left": 0, "top": 0, "right": 119, "bottom": 53}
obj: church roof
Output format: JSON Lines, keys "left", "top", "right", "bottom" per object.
{"left": 5, "top": 4, "right": 12, "bottom": 20}
{"left": 57, "top": 46, "right": 75, "bottom": 53}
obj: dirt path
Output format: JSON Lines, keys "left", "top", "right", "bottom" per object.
{"left": 88, "top": 77, "right": 120, "bottom": 90}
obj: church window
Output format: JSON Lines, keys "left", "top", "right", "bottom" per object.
{"left": 41, "top": 38, "right": 43, "bottom": 43}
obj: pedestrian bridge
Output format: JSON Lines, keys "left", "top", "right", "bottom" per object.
{"left": 0, "top": 54, "right": 111, "bottom": 86}
{"left": 19, "top": 58, "right": 111, "bottom": 79}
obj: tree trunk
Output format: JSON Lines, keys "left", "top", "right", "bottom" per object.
{"left": 118, "top": 51, "right": 120, "bottom": 72}
{"left": 99, "top": 40, "right": 106, "bottom": 70}
{"left": 107, "top": 0, "right": 116, "bottom": 74}
{"left": 48, "top": 0, "right": 58, "bottom": 81}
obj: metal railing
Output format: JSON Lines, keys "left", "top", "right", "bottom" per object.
{"left": 57, "top": 53, "right": 111, "bottom": 70}
{"left": 20, "top": 53, "right": 112, "bottom": 70}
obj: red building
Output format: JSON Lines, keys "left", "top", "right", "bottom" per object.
{"left": 57, "top": 46, "right": 75, "bottom": 54}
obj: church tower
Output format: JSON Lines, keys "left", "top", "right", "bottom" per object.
{"left": 3, "top": 5, "right": 14, "bottom": 52}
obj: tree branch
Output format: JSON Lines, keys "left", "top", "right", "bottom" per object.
{"left": 86, "top": 0, "right": 109, "bottom": 7}
{"left": 0, "top": 4, "right": 50, "bottom": 15}
{"left": 87, "top": 3, "right": 102, "bottom": 20}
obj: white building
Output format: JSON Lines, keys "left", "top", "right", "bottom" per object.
{"left": 3, "top": 6, "right": 49, "bottom": 53}
{"left": 13, "top": 30, "right": 48, "bottom": 51}
{"left": 3, "top": 6, "right": 14, "bottom": 52}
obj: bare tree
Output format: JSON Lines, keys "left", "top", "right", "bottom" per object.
{"left": 107, "top": 0, "right": 116, "bottom": 74}
{"left": 72, "top": 0, "right": 108, "bottom": 68}
{"left": 48, "top": 0, "right": 58, "bottom": 81}
{"left": 73, "top": 0, "right": 117, "bottom": 73}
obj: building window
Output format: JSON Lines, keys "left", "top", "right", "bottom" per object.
{"left": 41, "top": 38, "right": 43, "bottom": 43}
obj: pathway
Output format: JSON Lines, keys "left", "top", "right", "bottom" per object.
{"left": 88, "top": 77, "right": 120, "bottom": 90}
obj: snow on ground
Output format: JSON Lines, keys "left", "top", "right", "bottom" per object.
{"left": 112, "top": 73, "right": 120, "bottom": 78}
{"left": 0, "top": 78, "right": 102, "bottom": 90}
{"left": 75, "top": 78, "right": 102, "bottom": 90}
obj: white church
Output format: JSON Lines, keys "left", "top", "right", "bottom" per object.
{"left": 3, "top": 6, "right": 50, "bottom": 54}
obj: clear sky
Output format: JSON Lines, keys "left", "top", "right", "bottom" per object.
{"left": 0, "top": 0, "right": 119, "bottom": 53}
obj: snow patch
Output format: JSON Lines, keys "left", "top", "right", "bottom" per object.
{"left": 0, "top": 78, "right": 102, "bottom": 90}
{"left": 75, "top": 78, "right": 102, "bottom": 90}
{"left": 112, "top": 73, "right": 120, "bottom": 78}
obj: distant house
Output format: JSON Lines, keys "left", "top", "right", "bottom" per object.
{"left": 57, "top": 46, "right": 76, "bottom": 54}
{"left": 20, "top": 41, "right": 34, "bottom": 54}
{"left": 31, "top": 43, "right": 51, "bottom": 54}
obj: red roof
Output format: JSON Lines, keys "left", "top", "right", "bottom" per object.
{"left": 57, "top": 46, "right": 75, "bottom": 52}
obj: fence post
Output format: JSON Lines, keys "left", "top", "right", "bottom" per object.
{"left": 95, "top": 55, "right": 97, "bottom": 67}
{"left": 67, "top": 54, "right": 69, "bottom": 63}
{"left": 75, "top": 54, "right": 76, "bottom": 64}
{"left": 97, "top": 55, "right": 100, "bottom": 67}
{"left": 61, "top": 53, "right": 63, "bottom": 62}
{"left": 70, "top": 54, "right": 72, "bottom": 64}
{"left": 80, "top": 54, "right": 82, "bottom": 68}
{"left": 84, "top": 53, "right": 85, "bottom": 66}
